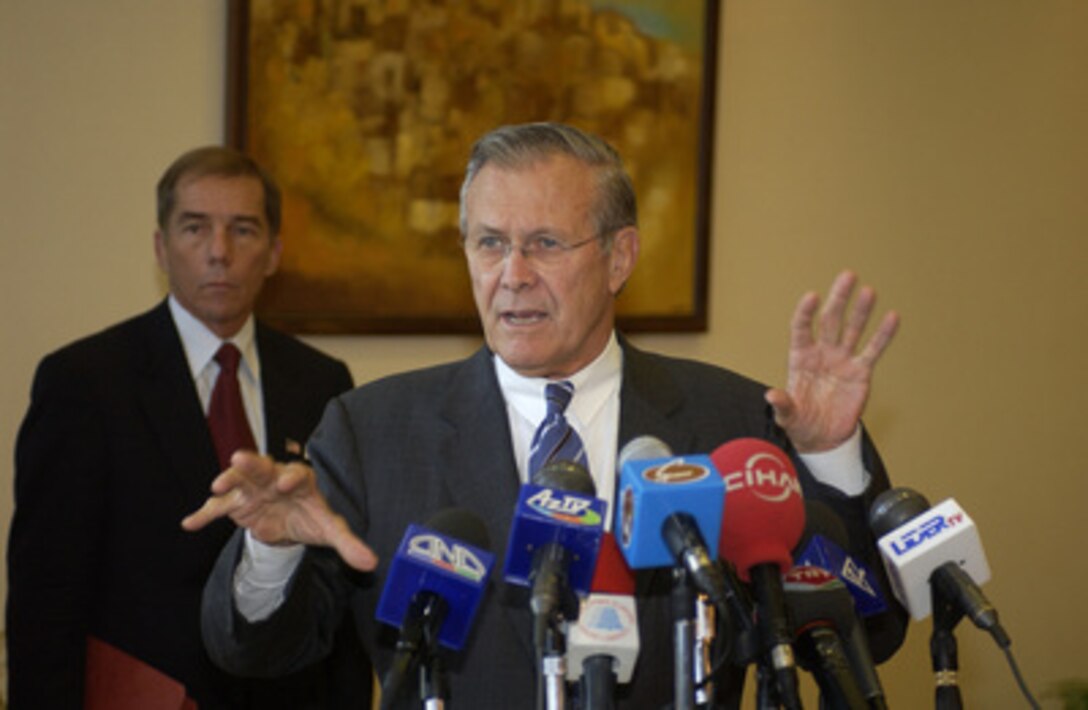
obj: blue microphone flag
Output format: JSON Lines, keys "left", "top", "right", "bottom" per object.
{"left": 375, "top": 522, "right": 495, "bottom": 650}
{"left": 615, "top": 453, "right": 724, "bottom": 569}
{"left": 502, "top": 483, "right": 606, "bottom": 596}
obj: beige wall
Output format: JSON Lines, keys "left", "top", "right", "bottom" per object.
{"left": 2, "top": 1, "right": 1085, "bottom": 707}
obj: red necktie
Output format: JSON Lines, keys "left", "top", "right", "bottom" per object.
{"left": 207, "top": 343, "right": 256, "bottom": 469}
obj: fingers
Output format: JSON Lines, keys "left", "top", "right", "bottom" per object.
{"left": 181, "top": 452, "right": 288, "bottom": 532}
{"left": 818, "top": 270, "right": 858, "bottom": 346}
{"left": 841, "top": 284, "right": 876, "bottom": 353}
{"left": 209, "top": 450, "right": 273, "bottom": 495}
{"left": 790, "top": 291, "right": 820, "bottom": 351}
{"left": 180, "top": 488, "right": 242, "bottom": 531}
{"left": 178, "top": 453, "right": 376, "bottom": 570}
{"left": 276, "top": 461, "right": 316, "bottom": 494}
{"left": 832, "top": 271, "right": 898, "bottom": 366}
{"left": 804, "top": 270, "right": 894, "bottom": 360}
{"left": 326, "top": 518, "right": 380, "bottom": 572}
{"left": 858, "top": 309, "right": 900, "bottom": 366}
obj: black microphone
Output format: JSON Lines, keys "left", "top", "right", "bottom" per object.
{"left": 794, "top": 501, "right": 890, "bottom": 619}
{"left": 528, "top": 460, "right": 600, "bottom": 627}
{"left": 794, "top": 502, "right": 889, "bottom": 709}
{"left": 375, "top": 508, "right": 495, "bottom": 709}
{"left": 784, "top": 565, "right": 880, "bottom": 710}
{"left": 502, "top": 460, "right": 605, "bottom": 710}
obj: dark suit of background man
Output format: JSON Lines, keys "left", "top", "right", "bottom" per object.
{"left": 7, "top": 147, "right": 371, "bottom": 708}
{"left": 185, "top": 123, "right": 908, "bottom": 708}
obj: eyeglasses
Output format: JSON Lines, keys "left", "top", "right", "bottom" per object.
{"left": 463, "top": 234, "right": 600, "bottom": 268}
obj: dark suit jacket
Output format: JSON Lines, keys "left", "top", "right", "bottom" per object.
{"left": 202, "top": 341, "right": 906, "bottom": 708}
{"left": 7, "top": 300, "right": 368, "bottom": 709}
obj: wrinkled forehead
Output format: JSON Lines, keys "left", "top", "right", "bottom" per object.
{"left": 464, "top": 157, "right": 600, "bottom": 234}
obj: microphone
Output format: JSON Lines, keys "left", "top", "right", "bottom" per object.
{"left": 617, "top": 436, "right": 742, "bottom": 710}
{"left": 375, "top": 508, "right": 496, "bottom": 707}
{"left": 795, "top": 500, "right": 906, "bottom": 666}
{"left": 503, "top": 460, "right": 606, "bottom": 623}
{"left": 566, "top": 532, "right": 640, "bottom": 710}
{"left": 711, "top": 437, "right": 806, "bottom": 710}
{"left": 614, "top": 436, "right": 730, "bottom": 610}
{"left": 794, "top": 500, "right": 888, "bottom": 618}
{"left": 504, "top": 461, "right": 606, "bottom": 710}
{"left": 793, "top": 502, "right": 889, "bottom": 708}
{"left": 868, "top": 488, "right": 1007, "bottom": 645}
{"left": 784, "top": 565, "right": 886, "bottom": 710}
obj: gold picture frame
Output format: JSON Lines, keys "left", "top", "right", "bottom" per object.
{"left": 227, "top": 0, "right": 718, "bottom": 334}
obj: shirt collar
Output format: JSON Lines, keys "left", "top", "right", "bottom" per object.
{"left": 168, "top": 295, "right": 258, "bottom": 380}
{"left": 495, "top": 332, "right": 622, "bottom": 426}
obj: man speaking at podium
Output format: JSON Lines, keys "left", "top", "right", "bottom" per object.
{"left": 185, "top": 123, "right": 906, "bottom": 707}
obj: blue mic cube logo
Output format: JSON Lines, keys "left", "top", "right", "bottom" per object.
{"left": 526, "top": 487, "right": 604, "bottom": 527}
{"left": 406, "top": 532, "right": 490, "bottom": 582}
{"left": 376, "top": 524, "right": 495, "bottom": 650}
{"left": 615, "top": 454, "right": 724, "bottom": 569}
{"left": 796, "top": 535, "right": 887, "bottom": 616}
{"left": 889, "top": 510, "right": 966, "bottom": 557}
{"left": 503, "top": 484, "right": 606, "bottom": 595}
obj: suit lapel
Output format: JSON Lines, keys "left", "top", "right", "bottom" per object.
{"left": 256, "top": 325, "right": 295, "bottom": 461}
{"left": 437, "top": 348, "right": 522, "bottom": 550}
{"left": 618, "top": 340, "right": 698, "bottom": 458}
{"left": 133, "top": 301, "right": 220, "bottom": 507}
{"left": 617, "top": 340, "right": 702, "bottom": 599}
{"left": 434, "top": 348, "right": 536, "bottom": 658}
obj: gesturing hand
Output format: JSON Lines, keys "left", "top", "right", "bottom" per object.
{"left": 765, "top": 270, "right": 899, "bottom": 453}
{"left": 181, "top": 451, "right": 377, "bottom": 572}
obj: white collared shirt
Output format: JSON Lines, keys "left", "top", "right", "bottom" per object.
{"left": 168, "top": 295, "right": 267, "bottom": 455}
{"left": 495, "top": 332, "right": 623, "bottom": 528}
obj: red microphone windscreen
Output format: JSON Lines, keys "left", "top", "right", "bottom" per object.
{"left": 590, "top": 531, "right": 637, "bottom": 594}
{"left": 711, "top": 438, "right": 806, "bottom": 581}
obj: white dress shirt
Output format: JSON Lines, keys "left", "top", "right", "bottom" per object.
{"left": 168, "top": 295, "right": 266, "bottom": 455}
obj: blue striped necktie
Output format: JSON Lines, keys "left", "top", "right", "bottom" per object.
{"left": 528, "top": 381, "right": 589, "bottom": 478}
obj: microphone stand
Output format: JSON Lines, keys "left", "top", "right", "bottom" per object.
{"left": 532, "top": 542, "right": 580, "bottom": 710}
{"left": 383, "top": 594, "right": 449, "bottom": 710}
{"left": 419, "top": 623, "right": 448, "bottom": 710}
{"left": 799, "top": 627, "right": 867, "bottom": 710}
{"left": 580, "top": 655, "right": 617, "bottom": 710}
{"left": 931, "top": 583, "right": 965, "bottom": 710}
{"left": 693, "top": 593, "right": 716, "bottom": 708}
{"left": 534, "top": 614, "right": 568, "bottom": 710}
{"left": 755, "top": 660, "right": 780, "bottom": 710}
{"left": 750, "top": 565, "right": 803, "bottom": 710}
{"left": 671, "top": 566, "right": 696, "bottom": 710}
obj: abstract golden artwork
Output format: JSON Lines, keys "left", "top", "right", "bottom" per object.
{"left": 228, "top": 0, "right": 718, "bottom": 333}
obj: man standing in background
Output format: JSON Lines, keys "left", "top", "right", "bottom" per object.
{"left": 7, "top": 147, "right": 369, "bottom": 708}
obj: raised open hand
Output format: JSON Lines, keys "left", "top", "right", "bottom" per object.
{"left": 764, "top": 270, "right": 899, "bottom": 453}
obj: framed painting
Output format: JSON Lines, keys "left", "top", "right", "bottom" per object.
{"left": 227, "top": 0, "right": 719, "bottom": 334}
